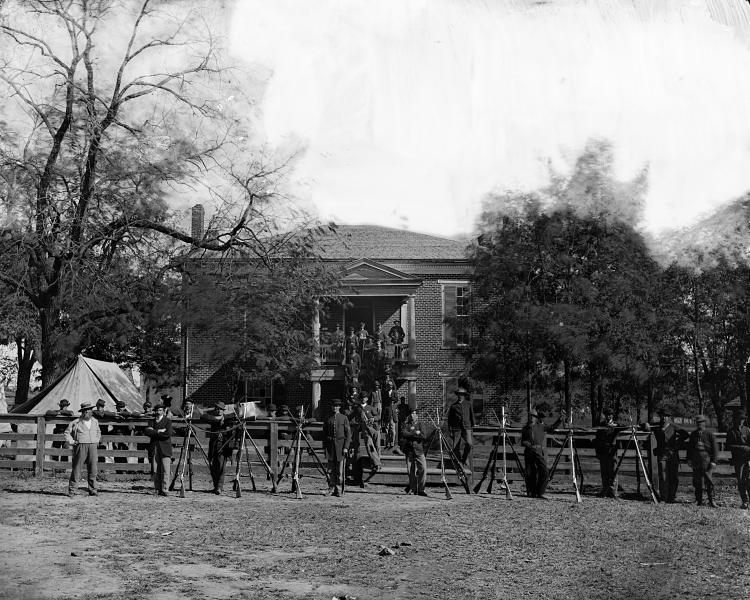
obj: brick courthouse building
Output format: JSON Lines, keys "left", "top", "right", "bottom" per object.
{"left": 183, "top": 220, "right": 492, "bottom": 420}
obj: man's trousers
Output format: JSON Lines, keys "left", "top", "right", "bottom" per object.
{"left": 406, "top": 452, "right": 427, "bottom": 494}
{"left": 69, "top": 443, "right": 98, "bottom": 493}
{"left": 524, "top": 449, "right": 549, "bottom": 497}
{"left": 657, "top": 452, "right": 680, "bottom": 502}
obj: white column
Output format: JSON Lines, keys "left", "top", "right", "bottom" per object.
{"left": 312, "top": 298, "right": 321, "bottom": 366}
{"left": 408, "top": 380, "right": 417, "bottom": 410}
{"left": 312, "top": 381, "right": 321, "bottom": 412}
{"left": 407, "top": 294, "right": 416, "bottom": 363}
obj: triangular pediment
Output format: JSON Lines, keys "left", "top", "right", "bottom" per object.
{"left": 341, "top": 259, "right": 419, "bottom": 282}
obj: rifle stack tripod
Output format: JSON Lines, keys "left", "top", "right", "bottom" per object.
{"left": 426, "top": 410, "right": 471, "bottom": 498}
{"left": 547, "top": 413, "right": 585, "bottom": 503}
{"left": 473, "top": 407, "right": 525, "bottom": 497}
{"left": 274, "top": 407, "right": 330, "bottom": 499}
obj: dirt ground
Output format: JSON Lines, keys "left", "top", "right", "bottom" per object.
{"left": 0, "top": 472, "right": 749, "bottom": 600}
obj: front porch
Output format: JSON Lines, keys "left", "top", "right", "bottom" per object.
{"left": 310, "top": 259, "right": 423, "bottom": 410}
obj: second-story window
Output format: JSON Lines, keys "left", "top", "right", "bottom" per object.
{"left": 442, "top": 281, "right": 470, "bottom": 347}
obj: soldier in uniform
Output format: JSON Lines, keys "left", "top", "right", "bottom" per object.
{"left": 725, "top": 407, "right": 750, "bottom": 509}
{"left": 92, "top": 398, "right": 115, "bottom": 463}
{"left": 395, "top": 395, "right": 410, "bottom": 455}
{"left": 595, "top": 408, "right": 621, "bottom": 499}
{"left": 112, "top": 400, "right": 135, "bottom": 467}
{"left": 144, "top": 404, "right": 173, "bottom": 496}
{"left": 687, "top": 414, "right": 718, "bottom": 507}
{"left": 348, "top": 393, "right": 381, "bottom": 488}
{"left": 653, "top": 407, "right": 684, "bottom": 503}
{"left": 388, "top": 320, "right": 405, "bottom": 358}
{"left": 203, "top": 402, "right": 235, "bottom": 495}
{"left": 345, "top": 327, "right": 358, "bottom": 363}
{"left": 521, "top": 407, "right": 562, "bottom": 499}
{"left": 324, "top": 399, "right": 351, "bottom": 496}
{"left": 447, "top": 383, "right": 476, "bottom": 467}
{"left": 401, "top": 407, "right": 431, "bottom": 496}
{"left": 46, "top": 399, "right": 73, "bottom": 461}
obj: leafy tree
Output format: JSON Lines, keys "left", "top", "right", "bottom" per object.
{"left": 464, "top": 140, "right": 666, "bottom": 425}
{"left": 182, "top": 224, "right": 341, "bottom": 403}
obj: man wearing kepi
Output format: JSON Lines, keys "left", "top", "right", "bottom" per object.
{"left": 65, "top": 401, "right": 102, "bottom": 497}
{"left": 145, "top": 404, "right": 173, "bottom": 496}
{"left": 401, "top": 407, "right": 430, "bottom": 496}
{"left": 324, "top": 398, "right": 351, "bottom": 497}
{"left": 687, "top": 414, "right": 718, "bottom": 507}
{"left": 653, "top": 407, "right": 682, "bottom": 503}
{"left": 725, "top": 407, "right": 750, "bottom": 509}
{"left": 521, "top": 407, "right": 561, "bottom": 499}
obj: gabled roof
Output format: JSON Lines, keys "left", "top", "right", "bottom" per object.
{"left": 318, "top": 225, "right": 470, "bottom": 261}
{"left": 11, "top": 355, "right": 143, "bottom": 414}
{"left": 340, "top": 259, "right": 423, "bottom": 296}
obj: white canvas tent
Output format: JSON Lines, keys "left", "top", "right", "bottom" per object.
{"left": 11, "top": 355, "right": 143, "bottom": 414}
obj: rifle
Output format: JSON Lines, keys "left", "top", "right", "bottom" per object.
{"left": 436, "top": 409, "right": 452, "bottom": 499}
{"left": 427, "top": 412, "right": 471, "bottom": 495}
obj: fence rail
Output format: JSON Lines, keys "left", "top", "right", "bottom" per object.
{"left": 0, "top": 415, "right": 736, "bottom": 494}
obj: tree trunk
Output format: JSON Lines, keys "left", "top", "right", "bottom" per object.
{"left": 646, "top": 381, "right": 654, "bottom": 424}
{"left": 14, "top": 336, "right": 35, "bottom": 406}
{"left": 563, "top": 357, "right": 571, "bottom": 418}
{"left": 39, "top": 305, "right": 61, "bottom": 388}
{"left": 525, "top": 369, "right": 531, "bottom": 416}
{"left": 589, "top": 365, "right": 597, "bottom": 427}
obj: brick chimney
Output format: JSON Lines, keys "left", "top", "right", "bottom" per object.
{"left": 191, "top": 204, "right": 205, "bottom": 241}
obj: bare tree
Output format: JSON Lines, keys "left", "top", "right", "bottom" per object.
{"left": 0, "top": 0, "right": 306, "bottom": 391}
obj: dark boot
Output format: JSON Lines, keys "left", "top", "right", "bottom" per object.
{"left": 695, "top": 489, "right": 703, "bottom": 506}
{"left": 707, "top": 490, "right": 716, "bottom": 508}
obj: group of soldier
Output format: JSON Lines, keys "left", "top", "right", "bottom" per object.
{"left": 518, "top": 403, "right": 750, "bottom": 509}
{"left": 52, "top": 385, "right": 750, "bottom": 508}
{"left": 324, "top": 380, "right": 477, "bottom": 497}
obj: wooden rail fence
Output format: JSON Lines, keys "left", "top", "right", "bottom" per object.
{"left": 0, "top": 415, "right": 738, "bottom": 495}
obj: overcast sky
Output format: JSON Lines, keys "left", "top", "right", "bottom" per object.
{"left": 227, "top": 0, "right": 750, "bottom": 238}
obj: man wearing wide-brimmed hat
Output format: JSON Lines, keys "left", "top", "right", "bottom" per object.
{"left": 64, "top": 401, "right": 102, "bottom": 497}
{"left": 203, "top": 401, "right": 233, "bottom": 495}
{"left": 447, "top": 381, "right": 476, "bottom": 467}
{"left": 687, "top": 414, "right": 718, "bottom": 507}
{"left": 522, "top": 406, "right": 563, "bottom": 499}
{"left": 653, "top": 407, "right": 684, "bottom": 503}
{"left": 725, "top": 406, "right": 750, "bottom": 509}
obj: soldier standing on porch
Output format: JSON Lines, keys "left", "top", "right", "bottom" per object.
{"left": 725, "top": 407, "right": 750, "bottom": 509}
{"left": 388, "top": 320, "right": 405, "bottom": 358}
{"left": 653, "top": 407, "right": 683, "bottom": 503}
{"left": 324, "top": 399, "right": 351, "bottom": 496}
{"left": 687, "top": 414, "right": 718, "bottom": 507}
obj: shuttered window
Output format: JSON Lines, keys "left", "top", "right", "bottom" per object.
{"left": 442, "top": 282, "right": 470, "bottom": 347}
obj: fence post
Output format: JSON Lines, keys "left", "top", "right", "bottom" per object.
{"left": 269, "top": 420, "right": 279, "bottom": 481}
{"left": 35, "top": 415, "right": 46, "bottom": 477}
{"left": 647, "top": 430, "right": 657, "bottom": 497}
